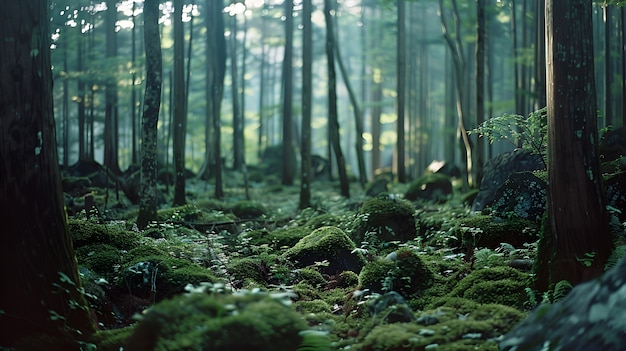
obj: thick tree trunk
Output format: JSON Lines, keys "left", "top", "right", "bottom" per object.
{"left": 0, "top": 1, "right": 95, "bottom": 346}
{"left": 136, "top": 0, "right": 162, "bottom": 229}
{"left": 396, "top": 0, "right": 407, "bottom": 183}
{"left": 104, "top": 0, "right": 121, "bottom": 175}
{"left": 281, "top": 0, "right": 297, "bottom": 186}
{"left": 538, "top": 0, "right": 612, "bottom": 292}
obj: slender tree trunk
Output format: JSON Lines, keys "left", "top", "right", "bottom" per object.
{"left": 172, "top": 0, "right": 187, "bottom": 206}
{"left": 0, "top": 1, "right": 95, "bottom": 346}
{"left": 281, "top": 0, "right": 296, "bottom": 186}
{"left": 325, "top": 0, "right": 350, "bottom": 198}
{"left": 396, "top": 0, "right": 407, "bottom": 183}
{"left": 104, "top": 0, "right": 121, "bottom": 175}
{"left": 136, "top": 0, "right": 162, "bottom": 229}
{"left": 257, "top": 1, "right": 268, "bottom": 160}
{"left": 131, "top": 0, "right": 138, "bottom": 164}
{"left": 475, "top": 0, "right": 485, "bottom": 187}
{"left": 537, "top": 0, "right": 612, "bottom": 292}
{"left": 300, "top": 0, "right": 313, "bottom": 209}
{"left": 605, "top": 4, "right": 613, "bottom": 126}
{"left": 230, "top": 12, "right": 244, "bottom": 170}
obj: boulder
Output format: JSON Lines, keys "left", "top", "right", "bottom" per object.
{"left": 405, "top": 173, "right": 453, "bottom": 203}
{"left": 499, "top": 257, "right": 626, "bottom": 351}
{"left": 472, "top": 149, "right": 545, "bottom": 211}
{"left": 425, "top": 160, "right": 461, "bottom": 178}
{"left": 352, "top": 195, "right": 417, "bottom": 244}
{"left": 490, "top": 171, "right": 547, "bottom": 223}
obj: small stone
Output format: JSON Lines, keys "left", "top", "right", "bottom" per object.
{"left": 419, "top": 328, "right": 436, "bottom": 336}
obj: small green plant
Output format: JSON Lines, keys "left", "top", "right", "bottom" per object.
{"left": 471, "top": 107, "right": 548, "bottom": 166}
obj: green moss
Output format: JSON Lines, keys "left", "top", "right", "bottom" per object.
{"left": 294, "top": 299, "right": 333, "bottom": 314}
{"left": 126, "top": 292, "right": 307, "bottom": 351}
{"left": 245, "top": 226, "right": 309, "bottom": 249}
{"left": 75, "top": 243, "right": 121, "bottom": 278}
{"left": 226, "top": 257, "right": 270, "bottom": 286}
{"left": 452, "top": 215, "right": 539, "bottom": 249}
{"left": 283, "top": 226, "right": 366, "bottom": 275}
{"left": 337, "top": 270, "right": 359, "bottom": 288}
{"left": 157, "top": 204, "right": 204, "bottom": 222}
{"left": 304, "top": 213, "right": 342, "bottom": 230}
{"left": 298, "top": 268, "right": 327, "bottom": 288}
{"left": 358, "top": 248, "right": 434, "bottom": 299}
{"left": 68, "top": 219, "right": 141, "bottom": 250}
{"left": 448, "top": 266, "right": 529, "bottom": 307}
{"left": 231, "top": 200, "right": 267, "bottom": 219}
{"left": 352, "top": 195, "right": 417, "bottom": 245}
{"left": 92, "top": 326, "right": 134, "bottom": 351}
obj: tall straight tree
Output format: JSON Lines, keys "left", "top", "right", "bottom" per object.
{"left": 281, "top": 0, "right": 297, "bottom": 186}
{"left": 536, "top": 0, "right": 612, "bottom": 291}
{"left": 230, "top": 6, "right": 244, "bottom": 170}
{"left": 475, "top": 0, "right": 485, "bottom": 186}
{"left": 396, "top": 0, "right": 407, "bottom": 183}
{"left": 104, "top": 0, "right": 122, "bottom": 175}
{"left": 325, "top": 0, "right": 350, "bottom": 198}
{"left": 136, "top": 0, "right": 162, "bottom": 229}
{"left": 300, "top": 0, "right": 313, "bottom": 209}
{"left": 0, "top": 0, "right": 95, "bottom": 346}
{"left": 172, "top": 0, "right": 188, "bottom": 205}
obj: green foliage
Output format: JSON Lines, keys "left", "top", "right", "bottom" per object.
{"left": 351, "top": 195, "right": 417, "bottom": 246}
{"left": 231, "top": 200, "right": 268, "bottom": 219}
{"left": 471, "top": 107, "right": 547, "bottom": 166}
{"left": 297, "top": 331, "right": 334, "bottom": 351}
{"left": 448, "top": 266, "right": 529, "bottom": 307}
{"left": 68, "top": 219, "right": 141, "bottom": 251}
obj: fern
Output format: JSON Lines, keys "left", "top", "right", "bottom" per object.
{"left": 552, "top": 280, "right": 573, "bottom": 302}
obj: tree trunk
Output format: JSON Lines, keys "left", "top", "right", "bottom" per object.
{"left": 396, "top": 0, "right": 407, "bottom": 183}
{"left": 136, "top": 0, "right": 162, "bottom": 229}
{"left": 104, "top": 0, "right": 121, "bottom": 175}
{"left": 172, "top": 0, "right": 187, "bottom": 206}
{"left": 537, "top": 0, "right": 612, "bottom": 292}
{"left": 475, "top": 0, "right": 485, "bottom": 187}
{"left": 281, "top": 0, "right": 297, "bottom": 186}
{"left": 0, "top": 1, "right": 95, "bottom": 346}
{"left": 300, "top": 0, "right": 313, "bottom": 209}
{"left": 230, "top": 12, "right": 244, "bottom": 170}
{"left": 325, "top": 0, "right": 350, "bottom": 198}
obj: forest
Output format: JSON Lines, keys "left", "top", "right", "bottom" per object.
{"left": 2, "top": 0, "right": 626, "bottom": 350}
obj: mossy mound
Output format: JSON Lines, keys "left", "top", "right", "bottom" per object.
{"left": 358, "top": 248, "right": 434, "bottom": 299}
{"left": 448, "top": 266, "right": 529, "bottom": 307}
{"left": 125, "top": 292, "right": 308, "bottom": 351}
{"left": 75, "top": 243, "right": 121, "bottom": 279}
{"left": 352, "top": 195, "right": 417, "bottom": 245}
{"left": 405, "top": 173, "right": 453, "bottom": 203}
{"left": 490, "top": 171, "right": 547, "bottom": 223}
{"left": 68, "top": 219, "right": 141, "bottom": 250}
{"left": 157, "top": 204, "right": 204, "bottom": 222}
{"left": 303, "top": 213, "right": 342, "bottom": 230}
{"left": 358, "top": 300, "right": 525, "bottom": 351}
{"left": 283, "top": 226, "right": 366, "bottom": 275}
{"left": 119, "top": 245, "right": 218, "bottom": 301}
{"left": 452, "top": 214, "right": 539, "bottom": 249}
{"left": 230, "top": 200, "right": 267, "bottom": 219}
{"left": 244, "top": 226, "right": 310, "bottom": 249}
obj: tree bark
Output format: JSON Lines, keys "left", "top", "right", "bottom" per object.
{"left": 325, "top": 0, "right": 350, "bottom": 198}
{"left": 396, "top": 0, "right": 407, "bottom": 183}
{"left": 538, "top": 0, "right": 612, "bottom": 291}
{"left": 475, "top": 0, "right": 485, "bottom": 187}
{"left": 0, "top": 0, "right": 95, "bottom": 346}
{"left": 172, "top": 0, "right": 187, "bottom": 206}
{"left": 281, "top": 0, "right": 297, "bottom": 186}
{"left": 104, "top": 0, "right": 121, "bottom": 175}
{"left": 300, "top": 0, "right": 313, "bottom": 209}
{"left": 136, "top": 0, "right": 162, "bottom": 229}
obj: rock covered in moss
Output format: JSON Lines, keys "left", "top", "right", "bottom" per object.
{"left": 405, "top": 173, "right": 453, "bottom": 203}
{"left": 352, "top": 195, "right": 417, "bottom": 245}
{"left": 453, "top": 214, "right": 539, "bottom": 249}
{"left": 244, "top": 226, "right": 309, "bottom": 249}
{"left": 125, "top": 291, "right": 308, "bottom": 351}
{"left": 490, "top": 171, "right": 547, "bottom": 222}
{"left": 472, "top": 149, "right": 545, "bottom": 212}
{"left": 448, "top": 266, "right": 528, "bottom": 307}
{"left": 283, "top": 226, "right": 365, "bottom": 275}
{"left": 499, "top": 257, "right": 626, "bottom": 351}
{"left": 68, "top": 219, "right": 141, "bottom": 250}
{"left": 358, "top": 248, "right": 434, "bottom": 299}
{"left": 231, "top": 200, "right": 267, "bottom": 219}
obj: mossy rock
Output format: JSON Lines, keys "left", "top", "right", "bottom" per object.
{"left": 226, "top": 257, "right": 271, "bottom": 287}
{"left": 405, "top": 173, "right": 453, "bottom": 203}
{"left": 298, "top": 268, "right": 327, "bottom": 288}
{"left": 415, "top": 207, "right": 468, "bottom": 244}
{"left": 283, "top": 226, "right": 366, "bottom": 275}
{"left": 92, "top": 326, "right": 135, "bottom": 351}
{"left": 68, "top": 219, "right": 141, "bottom": 250}
{"left": 352, "top": 195, "right": 417, "bottom": 245}
{"left": 448, "top": 266, "right": 529, "bottom": 307}
{"left": 120, "top": 246, "right": 218, "bottom": 301}
{"left": 358, "top": 300, "right": 525, "bottom": 351}
{"left": 452, "top": 214, "right": 539, "bottom": 249}
{"left": 157, "top": 204, "right": 204, "bottom": 222}
{"left": 303, "top": 213, "right": 342, "bottom": 230}
{"left": 231, "top": 201, "right": 267, "bottom": 219}
{"left": 359, "top": 248, "right": 434, "bottom": 299}
{"left": 244, "top": 226, "right": 309, "bottom": 249}
{"left": 75, "top": 243, "right": 121, "bottom": 279}
{"left": 125, "top": 292, "right": 307, "bottom": 351}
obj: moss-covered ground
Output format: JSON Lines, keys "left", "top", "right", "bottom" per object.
{"left": 59, "top": 170, "right": 546, "bottom": 351}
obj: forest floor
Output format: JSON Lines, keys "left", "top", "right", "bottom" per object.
{"left": 69, "top": 169, "right": 541, "bottom": 351}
